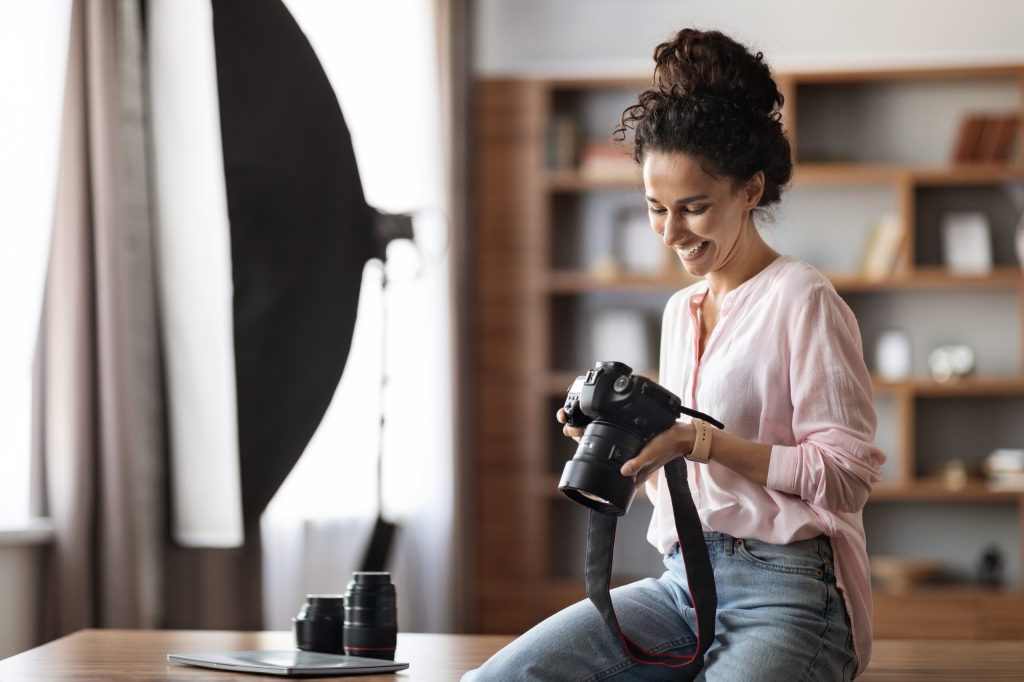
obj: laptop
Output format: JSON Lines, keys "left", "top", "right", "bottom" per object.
{"left": 167, "top": 650, "right": 409, "bottom": 676}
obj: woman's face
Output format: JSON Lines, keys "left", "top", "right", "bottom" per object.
{"left": 642, "top": 150, "right": 763, "bottom": 278}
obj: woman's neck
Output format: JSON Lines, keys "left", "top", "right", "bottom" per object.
{"left": 703, "top": 221, "right": 779, "bottom": 304}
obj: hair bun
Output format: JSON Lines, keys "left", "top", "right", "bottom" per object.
{"left": 652, "top": 28, "right": 782, "bottom": 121}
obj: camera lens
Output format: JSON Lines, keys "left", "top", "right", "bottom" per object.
{"left": 559, "top": 420, "right": 645, "bottom": 515}
{"left": 293, "top": 594, "right": 346, "bottom": 654}
{"left": 343, "top": 572, "right": 398, "bottom": 660}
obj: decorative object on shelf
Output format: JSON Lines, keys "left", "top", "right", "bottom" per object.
{"left": 940, "top": 211, "right": 993, "bottom": 275}
{"left": 870, "top": 555, "right": 943, "bottom": 593}
{"left": 614, "top": 209, "right": 662, "bottom": 275}
{"left": 950, "top": 113, "right": 1019, "bottom": 163}
{"left": 874, "top": 329, "right": 912, "bottom": 381}
{"left": 938, "top": 458, "right": 969, "bottom": 491}
{"left": 578, "top": 141, "right": 637, "bottom": 182}
{"left": 860, "top": 213, "right": 904, "bottom": 280}
{"left": 589, "top": 309, "right": 652, "bottom": 372}
{"left": 927, "top": 344, "right": 976, "bottom": 383}
{"left": 983, "top": 448, "right": 1024, "bottom": 491}
{"left": 589, "top": 254, "right": 621, "bottom": 281}
{"left": 977, "top": 545, "right": 1005, "bottom": 589}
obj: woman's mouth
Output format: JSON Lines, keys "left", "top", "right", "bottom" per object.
{"left": 679, "top": 240, "right": 710, "bottom": 260}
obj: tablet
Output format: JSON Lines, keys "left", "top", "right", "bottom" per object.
{"left": 167, "top": 650, "right": 410, "bottom": 676}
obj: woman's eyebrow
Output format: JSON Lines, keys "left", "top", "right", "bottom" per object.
{"left": 644, "top": 194, "right": 709, "bottom": 204}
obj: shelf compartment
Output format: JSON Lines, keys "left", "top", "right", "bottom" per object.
{"left": 864, "top": 501, "right": 1021, "bottom": 589}
{"left": 791, "top": 75, "right": 1021, "bottom": 166}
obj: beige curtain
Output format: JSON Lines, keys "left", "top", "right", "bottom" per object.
{"left": 35, "top": 0, "right": 163, "bottom": 636}
{"left": 34, "top": 0, "right": 264, "bottom": 637}
{"left": 435, "top": 0, "right": 473, "bottom": 631}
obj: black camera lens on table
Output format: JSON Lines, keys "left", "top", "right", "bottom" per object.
{"left": 293, "top": 594, "right": 346, "bottom": 654}
{"left": 558, "top": 361, "right": 724, "bottom": 516}
{"left": 292, "top": 572, "right": 398, "bottom": 660}
{"left": 343, "top": 571, "right": 398, "bottom": 660}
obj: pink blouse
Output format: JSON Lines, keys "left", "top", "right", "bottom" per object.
{"left": 645, "top": 255, "right": 884, "bottom": 677}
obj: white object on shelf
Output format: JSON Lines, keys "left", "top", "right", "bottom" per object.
{"left": 941, "top": 211, "right": 993, "bottom": 275}
{"left": 590, "top": 308, "right": 651, "bottom": 371}
{"left": 875, "top": 329, "right": 912, "bottom": 380}
{"left": 615, "top": 212, "right": 662, "bottom": 274}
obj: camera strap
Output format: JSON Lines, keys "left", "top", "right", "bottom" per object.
{"left": 585, "top": 458, "right": 716, "bottom": 673}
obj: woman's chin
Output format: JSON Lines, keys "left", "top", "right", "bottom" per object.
{"left": 676, "top": 250, "right": 712, "bottom": 277}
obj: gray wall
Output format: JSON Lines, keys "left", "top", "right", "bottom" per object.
{"left": 475, "top": 0, "right": 1024, "bottom": 77}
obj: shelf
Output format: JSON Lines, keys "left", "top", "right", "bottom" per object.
{"left": 829, "top": 267, "right": 1024, "bottom": 292}
{"left": 873, "top": 375, "right": 1024, "bottom": 397}
{"left": 552, "top": 164, "right": 1024, "bottom": 191}
{"left": 546, "top": 170, "right": 640, "bottom": 192}
{"left": 546, "top": 268, "right": 1021, "bottom": 296}
{"left": 872, "top": 479, "right": 1024, "bottom": 502}
{"left": 795, "top": 163, "right": 1024, "bottom": 186}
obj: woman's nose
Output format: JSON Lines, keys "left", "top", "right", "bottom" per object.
{"left": 663, "top": 215, "right": 689, "bottom": 247}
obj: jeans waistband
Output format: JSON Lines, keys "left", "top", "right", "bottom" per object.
{"left": 670, "top": 532, "right": 834, "bottom": 568}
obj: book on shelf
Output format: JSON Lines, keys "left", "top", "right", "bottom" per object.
{"left": 546, "top": 113, "right": 578, "bottom": 171}
{"left": 578, "top": 141, "right": 637, "bottom": 182}
{"left": 860, "top": 213, "right": 904, "bottom": 280}
{"left": 951, "top": 113, "right": 1019, "bottom": 164}
{"left": 983, "top": 448, "right": 1024, "bottom": 491}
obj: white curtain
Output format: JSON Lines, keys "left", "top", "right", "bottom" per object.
{"left": 262, "top": 0, "right": 455, "bottom": 634}
{"left": 0, "top": 0, "right": 72, "bottom": 525}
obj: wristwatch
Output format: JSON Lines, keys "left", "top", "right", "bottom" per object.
{"left": 686, "top": 418, "right": 713, "bottom": 464}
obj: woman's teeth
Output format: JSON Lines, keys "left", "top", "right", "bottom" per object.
{"left": 681, "top": 241, "right": 709, "bottom": 257}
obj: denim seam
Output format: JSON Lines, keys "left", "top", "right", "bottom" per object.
{"left": 735, "top": 541, "right": 825, "bottom": 578}
{"left": 798, "top": 574, "right": 834, "bottom": 682}
{"left": 583, "top": 635, "right": 697, "bottom": 682}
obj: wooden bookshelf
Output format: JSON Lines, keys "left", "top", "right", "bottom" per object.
{"left": 472, "top": 64, "right": 1024, "bottom": 638}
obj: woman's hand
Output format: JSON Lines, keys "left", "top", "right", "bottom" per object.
{"left": 619, "top": 422, "right": 696, "bottom": 485}
{"left": 555, "top": 408, "right": 584, "bottom": 443}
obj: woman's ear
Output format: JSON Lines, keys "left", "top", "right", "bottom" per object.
{"left": 742, "top": 171, "right": 765, "bottom": 210}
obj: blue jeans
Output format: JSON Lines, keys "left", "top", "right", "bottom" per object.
{"left": 463, "top": 532, "right": 857, "bottom": 681}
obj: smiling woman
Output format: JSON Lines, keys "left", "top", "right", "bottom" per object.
{"left": 467, "top": 28, "right": 882, "bottom": 682}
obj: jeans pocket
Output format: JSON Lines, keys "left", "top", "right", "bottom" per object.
{"left": 734, "top": 538, "right": 826, "bottom": 578}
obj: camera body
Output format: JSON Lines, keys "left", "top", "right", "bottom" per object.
{"left": 559, "top": 361, "right": 685, "bottom": 515}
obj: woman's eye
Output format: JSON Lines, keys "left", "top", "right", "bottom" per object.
{"left": 647, "top": 206, "right": 667, "bottom": 215}
{"left": 685, "top": 206, "right": 708, "bottom": 215}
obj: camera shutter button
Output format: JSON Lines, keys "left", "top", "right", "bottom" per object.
{"left": 613, "top": 376, "right": 630, "bottom": 393}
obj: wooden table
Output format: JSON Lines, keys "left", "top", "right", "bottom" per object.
{"left": 2, "top": 629, "right": 1024, "bottom": 680}
{"left": 0, "top": 629, "right": 514, "bottom": 681}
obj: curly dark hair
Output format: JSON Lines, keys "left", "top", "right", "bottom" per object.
{"left": 614, "top": 29, "right": 792, "bottom": 208}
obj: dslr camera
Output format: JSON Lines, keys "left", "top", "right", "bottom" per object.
{"left": 558, "top": 361, "right": 721, "bottom": 515}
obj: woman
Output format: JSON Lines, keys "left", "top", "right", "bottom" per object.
{"left": 465, "top": 28, "right": 883, "bottom": 681}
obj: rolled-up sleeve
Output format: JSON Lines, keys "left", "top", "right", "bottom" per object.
{"left": 767, "top": 284, "right": 885, "bottom": 514}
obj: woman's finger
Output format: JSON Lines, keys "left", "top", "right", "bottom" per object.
{"left": 555, "top": 408, "right": 568, "bottom": 424}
